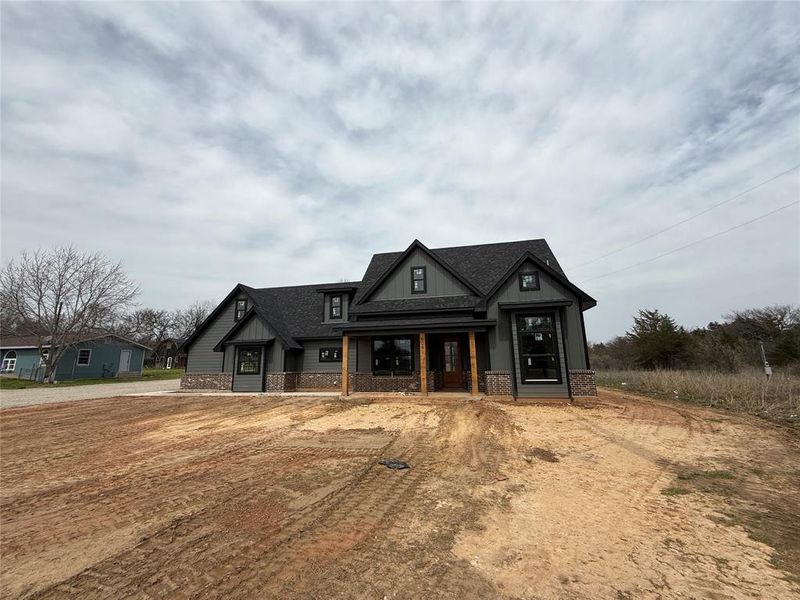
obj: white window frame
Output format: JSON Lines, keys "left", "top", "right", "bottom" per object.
{"left": 40, "top": 348, "right": 49, "bottom": 366}
{"left": 166, "top": 356, "right": 173, "bottom": 369}
{"left": 76, "top": 348, "right": 92, "bottom": 366}
{"left": 2, "top": 351, "right": 17, "bottom": 372}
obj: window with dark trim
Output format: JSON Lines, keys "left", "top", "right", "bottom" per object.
{"left": 235, "top": 299, "right": 248, "bottom": 321}
{"left": 372, "top": 337, "right": 413, "bottom": 375}
{"left": 329, "top": 295, "right": 342, "bottom": 319}
{"left": 411, "top": 266, "right": 427, "bottom": 294}
{"left": 236, "top": 347, "right": 261, "bottom": 375}
{"left": 319, "top": 347, "right": 342, "bottom": 362}
{"left": 77, "top": 349, "right": 92, "bottom": 366}
{"left": 519, "top": 272, "right": 540, "bottom": 291}
{"left": 516, "top": 313, "right": 561, "bottom": 384}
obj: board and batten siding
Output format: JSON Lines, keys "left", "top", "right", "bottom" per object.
{"left": 485, "top": 260, "right": 587, "bottom": 374}
{"left": 510, "top": 310, "right": 569, "bottom": 398}
{"left": 222, "top": 314, "right": 281, "bottom": 372}
{"left": 232, "top": 346, "right": 265, "bottom": 392}
{"left": 186, "top": 295, "right": 247, "bottom": 373}
{"left": 372, "top": 248, "right": 475, "bottom": 300}
{"left": 298, "top": 339, "right": 344, "bottom": 372}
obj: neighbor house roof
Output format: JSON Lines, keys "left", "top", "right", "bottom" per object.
{"left": 0, "top": 333, "right": 151, "bottom": 351}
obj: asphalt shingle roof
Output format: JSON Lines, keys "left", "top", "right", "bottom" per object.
{"left": 228, "top": 239, "right": 589, "bottom": 347}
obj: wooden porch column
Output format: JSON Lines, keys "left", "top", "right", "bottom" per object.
{"left": 419, "top": 333, "right": 428, "bottom": 396}
{"left": 468, "top": 331, "right": 479, "bottom": 396}
{"left": 341, "top": 335, "right": 350, "bottom": 396}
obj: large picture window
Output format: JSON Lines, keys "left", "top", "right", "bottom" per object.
{"left": 372, "top": 337, "right": 413, "bottom": 375}
{"left": 236, "top": 347, "right": 262, "bottom": 375}
{"left": 516, "top": 313, "right": 561, "bottom": 384}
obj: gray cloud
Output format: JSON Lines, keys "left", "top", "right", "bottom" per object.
{"left": 2, "top": 2, "right": 798, "bottom": 341}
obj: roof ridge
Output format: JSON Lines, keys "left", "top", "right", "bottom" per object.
{"left": 253, "top": 281, "right": 361, "bottom": 292}
{"left": 430, "top": 238, "right": 547, "bottom": 252}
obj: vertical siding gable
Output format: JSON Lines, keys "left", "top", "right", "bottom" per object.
{"left": 372, "top": 248, "right": 475, "bottom": 300}
{"left": 486, "top": 260, "right": 588, "bottom": 376}
{"left": 186, "top": 296, "right": 246, "bottom": 373}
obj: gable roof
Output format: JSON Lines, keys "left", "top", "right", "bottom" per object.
{"left": 355, "top": 239, "right": 484, "bottom": 305}
{"left": 180, "top": 280, "right": 363, "bottom": 353}
{"left": 352, "top": 238, "right": 594, "bottom": 312}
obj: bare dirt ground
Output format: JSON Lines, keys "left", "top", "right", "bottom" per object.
{"left": 1, "top": 389, "right": 798, "bottom": 599}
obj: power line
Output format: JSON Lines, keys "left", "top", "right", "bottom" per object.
{"left": 568, "top": 163, "right": 800, "bottom": 271}
{"left": 578, "top": 200, "right": 800, "bottom": 283}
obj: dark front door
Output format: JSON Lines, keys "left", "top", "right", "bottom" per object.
{"left": 442, "top": 337, "right": 463, "bottom": 388}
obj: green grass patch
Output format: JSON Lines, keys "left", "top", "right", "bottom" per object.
{"left": 661, "top": 486, "right": 691, "bottom": 497}
{"left": 0, "top": 368, "right": 183, "bottom": 389}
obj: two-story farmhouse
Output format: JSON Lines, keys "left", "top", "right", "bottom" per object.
{"left": 180, "top": 239, "right": 597, "bottom": 398}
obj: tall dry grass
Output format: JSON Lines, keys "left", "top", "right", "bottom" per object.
{"left": 596, "top": 369, "right": 800, "bottom": 423}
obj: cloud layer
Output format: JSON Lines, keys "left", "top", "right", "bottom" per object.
{"left": 2, "top": 2, "right": 798, "bottom": 340}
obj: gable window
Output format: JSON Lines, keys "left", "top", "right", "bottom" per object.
{"left": 2, "top": 351, "right": 17, "bottom": 372}
{"left": 516, "top": 313, "right": 561, "bottom": 384}
{"left": 77, "top": 349, "right": 92, "bottom": 366}
{"left": 329, "top": 295, "right": 342, "bottom": 319}
{"left": 519, "top": 272, "right": 540, "bottom": 291}
{"left": 411, "top": 266, "right": 427, "bottom": 294}
{"left": 372, "top": 337, "right": 413, "bottom": 375}
{"left": 319, "top": 347, "right": 342, "bottom": 362}
{"left": 236, "top": 347, "right": 262, "bottom": 375}
{"left": 235, "top": 299, "right": 248, "bottom": 321}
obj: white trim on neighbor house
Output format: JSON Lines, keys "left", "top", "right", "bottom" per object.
{"left": 76, "top": 349, "right": 92, "bottom": 366}
{"left": 2, "top": 350, "right": 18, "bottom": 372}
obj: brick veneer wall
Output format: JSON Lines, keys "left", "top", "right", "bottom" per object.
{"left": 349, "top": 371, "right": 435, "bottom": 393}
{"left": 464, "top": 371, "right": 487, "bottom": 394}
{"left": 181, "top": 373, "right": 232, "bottom": 390}
{"left": 295, "top": 372, "right": 340, "bottom": 390}
{"left": 569, "top": 370, "right": 597, "bottom": 397}
{"left": 484, "top": 370, "right": 513, "bottom": 396}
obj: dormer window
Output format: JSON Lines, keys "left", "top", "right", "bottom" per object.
{"left": 235, "top": 299, "right": 248, "bottom": 321}
{"left": 519, "top": 272, "right": 540, "bottom": 291}
{"left": 330, "top": 295, "right": 342, "bottom": 319}
{"left": 411, "top": 266, "right": 427, "bottom": 294}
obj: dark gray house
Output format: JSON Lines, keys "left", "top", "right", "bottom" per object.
{"left": 180, "top": 239, "right": 597, "bottom": 398}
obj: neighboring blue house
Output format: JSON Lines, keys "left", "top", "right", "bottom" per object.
{"left": 0, "top": 334, "right": 150, "bottom": 381}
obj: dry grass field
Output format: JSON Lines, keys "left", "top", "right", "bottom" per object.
{"left": 598, "top": 369, "right": 800, "bottom": 424}
{"left": 1, "top": 390, "right": 799, "bottom": 599}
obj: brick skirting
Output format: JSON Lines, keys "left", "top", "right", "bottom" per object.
{"left": 349, "top": 371, "right": 435, "bottom": 393}
{"left": 464, "top": 370, "right": 487, "bottom": 394}
{"left": 181, "top": 372, "right": 233, "bottom": 390}
{"left": 569, "top": 369, "right": 597, "bottom": 397}
{"left": 295, "top": 372, "right": 340, "bottom": 390}
{"left": 485, "top": 370, "right": 513, "bottom": 396}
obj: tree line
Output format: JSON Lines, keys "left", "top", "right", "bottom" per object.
{"left": 1, "top": 246, "right": 212, "bottom": 382}
{"left": 590, "top": 306, "right": 800, "bottom": 374}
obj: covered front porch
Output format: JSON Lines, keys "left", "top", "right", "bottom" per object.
{"left": 336, "top": 318, "right": 496, "bottom": 397}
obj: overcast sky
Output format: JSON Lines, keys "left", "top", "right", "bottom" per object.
{"left": 2, "top": 2, "right": 798, "bottom": 341}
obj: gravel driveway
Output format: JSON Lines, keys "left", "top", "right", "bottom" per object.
{"left": 0, "top": 379, "right": 181, "bottom": 409}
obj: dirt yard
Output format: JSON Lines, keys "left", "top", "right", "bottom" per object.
{"left": 1, "top": 390, "right": 798, "bottom": 599}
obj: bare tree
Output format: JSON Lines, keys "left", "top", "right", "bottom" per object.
{"left": 0, "top": 246, "right": 140, "bottom": 382}
{"left": 117, "top": 308, "right": 175, "bottom": 347}
{"left": 173, "top": 300, "right": 215, "bottom": 341}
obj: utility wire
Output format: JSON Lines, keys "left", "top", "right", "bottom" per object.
{"left": 568, "top": 163, "right": 800, "bottom": 271}
{"left": 579, "top": 200, "right": 800, "bottom": 283}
